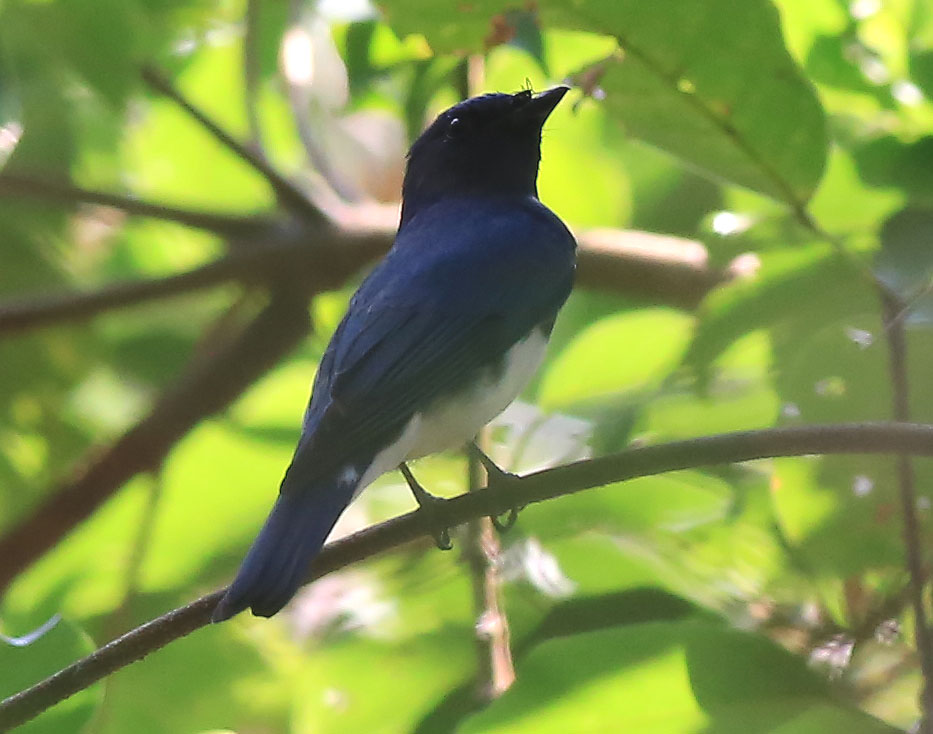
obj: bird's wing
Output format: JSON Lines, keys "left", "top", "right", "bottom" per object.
{"left": 286, "top": 211, "right": 574, "bottom": 485}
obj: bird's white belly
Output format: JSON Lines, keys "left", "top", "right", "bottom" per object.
{"left": 353, "top": 329, "right": 548, "bottom": 494}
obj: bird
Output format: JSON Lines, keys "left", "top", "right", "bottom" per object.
{"left": 212, "top": 86, "right": 577, "bottom": 622}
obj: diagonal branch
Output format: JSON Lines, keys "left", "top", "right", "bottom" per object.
{"left": 2, "top": 421, "right": 933, "bottom": 730}
{"left": 0, "top": 295, "right": 311, "bottom": 592}
{"left": 141, "top": 65, "right": 329, "bottom": 226}
{"left": 0, "top": 173, "right": 268, "bottom": 236}
{"left": 243, "top": 0, "right": 265, "bottom": 156}
{"left": 0, "top": 260, "right": 253, "bottom": 334}
{"left": 0, "top": 228, "right": 390, "bottom": 336}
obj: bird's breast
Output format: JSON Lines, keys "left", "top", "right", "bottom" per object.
{"left": 350, "top": 326, "right": 549, "bottom": 497}
{"left": 405, "top": 327, "right": 549, "bottom": 460}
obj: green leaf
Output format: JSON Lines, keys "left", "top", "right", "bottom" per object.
{"left": 520, "top": 470, "right": 733, "bottom": 539}
{"left": 874, "top": 207, "right": 933, "bottom": 324}
{"left": 0, "top": 616, "right": 102, "bottom": 734}
{"left": 381, "top": 0, "right": 827, "bottom": 203}
{"left": 646, "top": 331, "right": 781, "bottom": 439}
{"left": 461, "top": 620, "right": 898, "bottom": 733}
{"left": 378, "top": 0, "right": 506, "bottom": 54}
{"left": 855, "top": 136, "right": 933, "bottom": 206}
{"left": 539, "top": 308, "right": 693, "bottom": 411}
{"left": 685, "top": 245, "right": 873, "bottom": 373}
{"left": 912, "top": 48, "right": 933, "bottom": 98}
{"left": 556, "top": 0, "right": 827, "bottom": 204}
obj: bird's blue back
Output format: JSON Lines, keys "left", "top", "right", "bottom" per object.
{"left": 288, "top": 194, "right": 575, "bottom": 487}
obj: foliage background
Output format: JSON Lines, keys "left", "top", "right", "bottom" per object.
{"left": 1, "top": 0, "right": 933, "bottom": 731}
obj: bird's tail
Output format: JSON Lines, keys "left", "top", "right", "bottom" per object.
{"left": 212, "top": 482, "right": 354, "bottom": 622}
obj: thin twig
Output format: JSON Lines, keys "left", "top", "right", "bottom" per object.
{"left": 243, "top": 0, "right": 265, "bottom": 156}
{"left": 3, "top": 422, "right": 933, "bottom": 729}
{"left": 141, "top": 65, "right": 329, "bottom": 226}
{"left": 882, "top": 294, "right": 933, "bottom": 730}
{"left": 465, "top": 431, "right": 515, "bottom": 702}
{"left": 0, "top": 259, "right": 256, "bottom": 335}
{"left": 789, "top": 178, "right": 932, "bottom": 729}
{"left": 0, "top": 173, "right": 266, "bottom": 236}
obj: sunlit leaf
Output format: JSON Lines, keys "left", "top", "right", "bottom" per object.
{"left": 461, "top": 620, "right": 898, "bottom": 733}
{"left": 555, "top": 0, "right": 828, "bottom": 204}
{"left": 540, "top": 308, "right": 693, "bottom": 411}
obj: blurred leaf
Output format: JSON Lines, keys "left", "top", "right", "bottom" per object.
{"left": 911, "top": 48, "right": 933, "bottom": 98}
{"left": 874, "top": 207, "right": 933, "bottom": 324}
{"left": 520, "top": 470, "right": 734, "bottom": 539}
{"left": 770, "top": 311, "right": 933, "bottom": 578}
{"left": 461, "top": 620, "right": 898, "bottom": 733}
{"left": 499, "top": 10, "right": 548, "bottom": 75}
{"left": 556, "top": 0, "right": 827, "bottom": 204}
{"left": 540, "top": 308, "right": 692, "bottom": 411}
{"left": 806, "top": 34, "right": 888, "bottom": 100}
{"left": 685, "top": 246, "right": 872, "bottom": 374}
{"left": 32, "top": 0, "right": 144, "bottom": 107}
{"left": 855, "top": 136, "right": 933, "bottom": 205}
{"left": 378, "top": 0, "right": 505, "bottom": 53}
{"left": 647, "top": 331, "right": 780, "bottom": 439}
{"left": 0, "top": 615, "right": 102, "bottom": 734}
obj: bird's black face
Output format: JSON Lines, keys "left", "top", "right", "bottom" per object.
{"left": 401, "top": 86, "right": 568, "bottom": 222}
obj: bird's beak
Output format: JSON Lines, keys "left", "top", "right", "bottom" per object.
{"left": 523, "top": 86, "right": 569, "bottom": 122}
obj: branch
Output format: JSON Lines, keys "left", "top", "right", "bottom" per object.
{"left": 0, "top": 259, "right": 251, "bottom": 334}
{"left": 140, "top": 65, "right": 329, "bottom": 226}
{"left": 0, "top": 228, "right": 389, "bottom": 336}
{"left": 243, "top": 0, "right": 264, "bottom": 156}
{"left": 0, "top": 224, "right": 721, "bottom": 337}
{"left": 882, "top": 295, "right": 933, "bottom": 730}
{"left": 464, "top": 433, "right": 515, "bottom": 702}
{"left": 3, "top": 421, "right": 933, "bottom": 729}
{"left": 0, "top": 173, "right": 267, "bottom": 236}
{"left": 0, "top": 295, "right": 311, "bottom": 592}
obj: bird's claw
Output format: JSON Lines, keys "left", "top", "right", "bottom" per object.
{"left": 469, "top": 443, "right": 523, "bottom": 533}
{"left": 399, "top": 463, "right": 454, "bottom": 551}
{"left": 491, "top": 505, "right": 519, "bottom": 532}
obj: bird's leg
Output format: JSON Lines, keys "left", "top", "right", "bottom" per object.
{"left": 399, "top": 463, "right": 453, "bottom": 550}
{"left": 468, "top": 442, "right": 522, "bottom": 532}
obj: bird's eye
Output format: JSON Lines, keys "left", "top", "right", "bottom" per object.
{"left": 516, "top": 89, "right": 533, "bottom": 102}
{"left": 447, "top": 117, "right": 462, "bottom": 137}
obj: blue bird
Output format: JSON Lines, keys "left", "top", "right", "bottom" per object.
{"left": 212, "top": 86, "right": 576, "bottom": 622}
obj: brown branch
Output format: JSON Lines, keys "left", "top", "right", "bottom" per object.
{"left": 882, "top": 294, "right": 933, "bottom": 731}
{"left": 0, "top": 228, "right": 389, "bottom": 336}
{"left": 0, "top": 173, "right": 267, "bottom": 236}
{"left": 0, "top": 259, "right": 250, "bottom": 334}
{"left": 3, "top": 421, "right": 933, "bottom": 730}
{"left": 464, "top": 432, "right": 514, "bottom": 702}
{"left": 0, "top": 222, "right": 722, "bottom": 337}
{"left": 0, "top": 295, "right": 311, "bottom": 592}
{"left": 788, "top": 183, "right": 932, "bottom": 727}
{"left": 140, "top": 65, "right": 328, "bottom": 226}
{"left": 243, "top": 0, "right": 264, "bottom": 156}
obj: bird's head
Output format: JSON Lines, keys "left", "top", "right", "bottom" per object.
{"left": 400, "top": 86, "right": 568, "bottom": 222}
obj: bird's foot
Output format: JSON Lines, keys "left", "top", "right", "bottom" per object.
{"left": 469, "top": 443, "right": 523, "bottom": 532}
{"left": 399, "top": 463, "right": 453, "bottom": 550}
